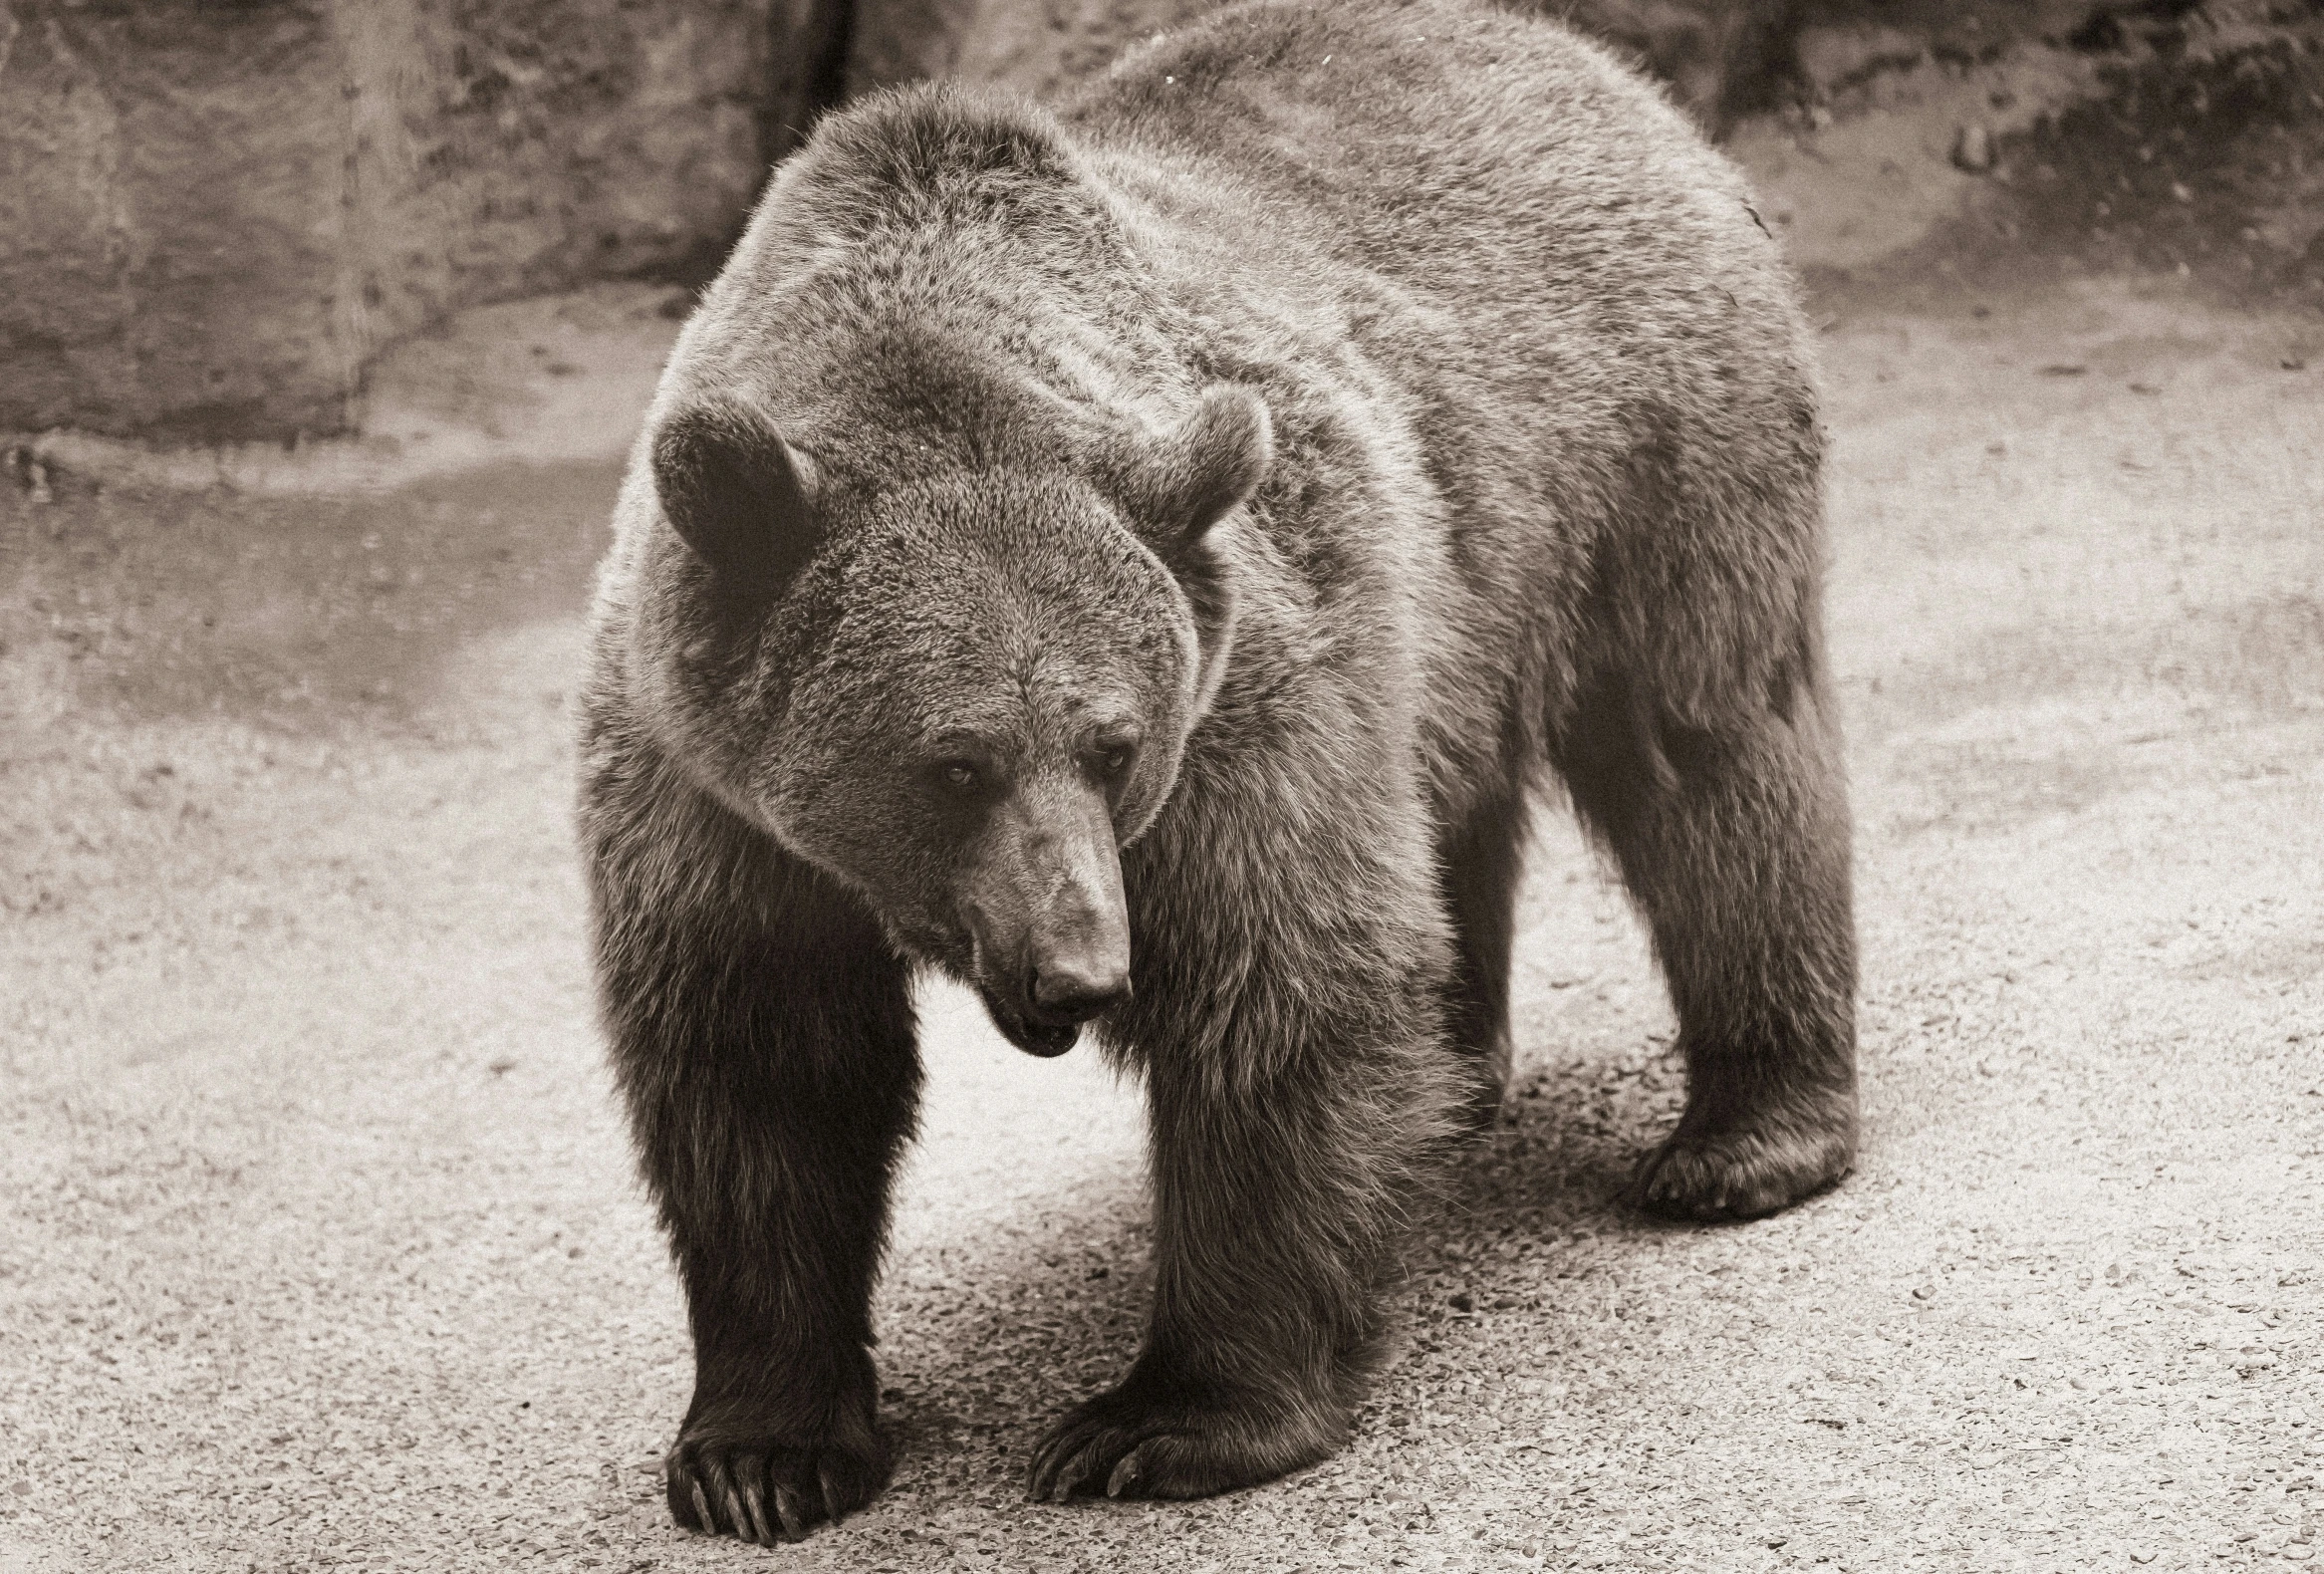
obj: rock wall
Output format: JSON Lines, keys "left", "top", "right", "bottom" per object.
{"left": 0, "top": 0, "right": 823, "bottom": 442}
{"left": 9, "top": 0, "right": 2310, "bottom": 443}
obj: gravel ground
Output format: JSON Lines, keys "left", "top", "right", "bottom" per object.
{"left": 2, "top": 267, "right": 2319, "bottom": 1573}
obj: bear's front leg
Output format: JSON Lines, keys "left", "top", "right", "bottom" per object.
{"left": 588, "top": 779, "right": 918, "bottom": 1543}
{"left": 1028, "top": 962, "right": 1461, "bottom": 1501}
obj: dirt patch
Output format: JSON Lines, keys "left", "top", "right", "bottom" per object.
{"left": 1734, "top": 0, "right": 2324, "bottom": 312}
{"left": 1995, "top": 26, "right": 2324, "bottom": 308}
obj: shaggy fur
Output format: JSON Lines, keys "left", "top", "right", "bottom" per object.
{"left": 579, "top": 0, "right": 1857, "bottom": 1542}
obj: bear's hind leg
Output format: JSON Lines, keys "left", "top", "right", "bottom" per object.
{"left": 1437, "top": 785, "right": 1529, "bottom": 1128}
{"left": 1554, "top": 663, "right": 1858, "bottom": 1221}
{"left": 588, "top": 773, "right": 918, "bottom": 1542}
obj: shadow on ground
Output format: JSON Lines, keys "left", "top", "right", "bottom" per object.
{"left": 1, "top": 460, "right": 616, "bottom": 733}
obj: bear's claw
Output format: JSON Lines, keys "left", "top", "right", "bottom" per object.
{"left": 665, "top": 1434, "right": 887, "bottom": 1543}
{"left": 1028, "top": 1421, "right": 1244, "bottom": 1503}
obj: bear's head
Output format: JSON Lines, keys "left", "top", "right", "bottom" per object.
{"left": 635, "top": 379, "right": 1270, "bottom": 1057}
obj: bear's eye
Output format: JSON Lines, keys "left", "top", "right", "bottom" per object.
{"left": 1093, "top": 744, "right": 1136, "bottom": 779}
{"left": 939, "top": 761, "right": 977, "bottom": 791}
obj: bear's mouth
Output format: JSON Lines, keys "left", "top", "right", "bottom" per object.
{"left": 977, "top": 986, "right": 1081, "bottom": 1058}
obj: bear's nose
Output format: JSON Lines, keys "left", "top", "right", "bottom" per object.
{"left": 1030, "top": 961, "right": 1130, "bottom": 1025}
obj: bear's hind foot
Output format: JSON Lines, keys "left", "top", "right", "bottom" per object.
{"left": 1628, "top": 1089, "right": 1856, "bottom": 1222}
{"left": 665, "top": 1417, "right": 890, "bottom": 1543}
{"left": 1027, "top": 1370, "right": 1347, "bottom": 1503}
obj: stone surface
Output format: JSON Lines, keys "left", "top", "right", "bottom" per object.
{"left": 1951, "top": 121, "right": 1996, "bottom": 171}
{"left": 0, "top": 0, "right": 797, "bottom": 441}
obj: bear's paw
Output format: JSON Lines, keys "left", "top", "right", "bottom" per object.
{"left": 1027, "top": 1376, "right": 1345, "bottom": 1503}
{"left": 1628, "top": 1094, "right": 1857, "bottom": 1222}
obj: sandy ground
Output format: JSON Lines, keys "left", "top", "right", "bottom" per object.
{"left": 4, "top": 249, "right": 2323, "bottom": 1573}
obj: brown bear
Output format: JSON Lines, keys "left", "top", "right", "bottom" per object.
{"left": 578, "top": 0, "right": 1857, "bottom": 1544}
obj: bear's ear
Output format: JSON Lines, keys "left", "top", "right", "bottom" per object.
{"left": 650, "top": 399, "right": 821, "bottom": 597}
{"left": 1130, "top": 386, "right": 1273, "bottom": 549}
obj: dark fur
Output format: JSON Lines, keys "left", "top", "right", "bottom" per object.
{"left": 579, "top": 0, "right": 1856, "bottom": 1541}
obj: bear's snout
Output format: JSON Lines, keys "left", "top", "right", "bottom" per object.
{"left": 961, "top": 776, "right": 1132, "bottom": 1057}
{"left": 978, "top": 940, "right": 1129, "bottom": 1059}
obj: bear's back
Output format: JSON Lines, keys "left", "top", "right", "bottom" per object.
{"left": 1062, "top": 0, "right": 1794, "bottom": 346}
{"left": 1054, "top": 0, "right": 1815, "bottom": 543}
